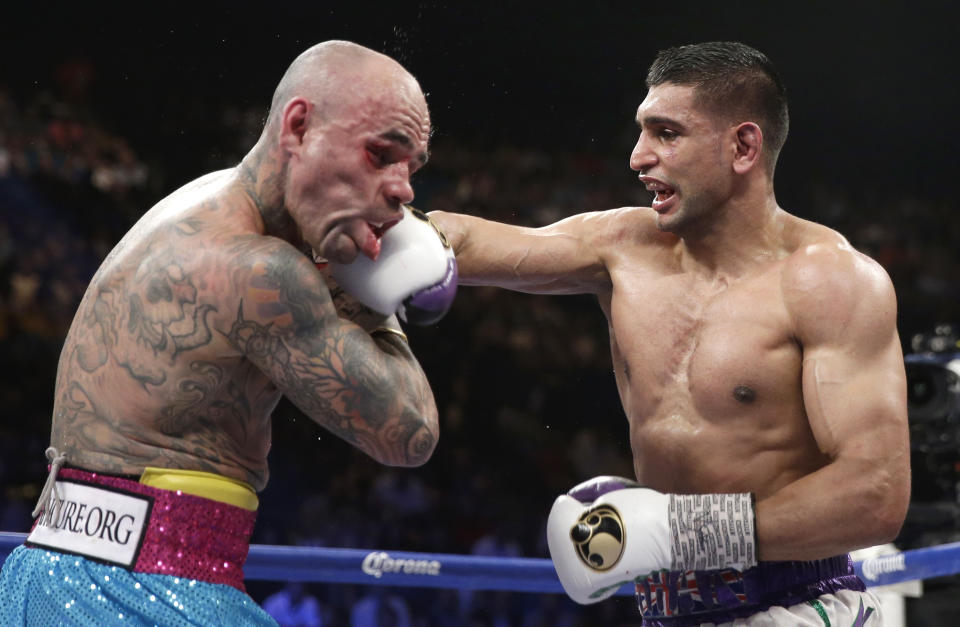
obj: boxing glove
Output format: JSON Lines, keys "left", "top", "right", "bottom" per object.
{"left": 329, "top": 206, "right": 458, "bottom": 325}
{"left": 547, "top": 476, "right": 757, "bottom": 605}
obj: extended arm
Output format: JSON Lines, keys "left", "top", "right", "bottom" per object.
{"left": 756, "top": 243, "right": 910, "bottom": 560}
{"left": 227, "top": 242, "right": 438, "bottom": 466}
{"left": 428, "top": 210, "right": 614, "bottom": 294}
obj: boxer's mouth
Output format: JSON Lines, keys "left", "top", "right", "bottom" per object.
{"left": 369, "top": 219, "right": 400, "bottom": 239}
{"left": 640, "top": 176, "right": 675, "bottom": 203}
{"left": 360, "top": 219, "right": 401, "bottom": 261}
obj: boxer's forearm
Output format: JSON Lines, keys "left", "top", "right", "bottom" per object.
{"left": 755, "top": 452, "right": 908, "bottom": 561}
{"left": 427, "top": 210, "right": 470, "bottom": 257}
{"left": 428, "top": 210, "right": 608, "bottom": 294}
{"left": 352, "top": 324, "right": 440, "bottom": 467}
{"left": 427, "top": 211, "right": 500, "bottom": 285}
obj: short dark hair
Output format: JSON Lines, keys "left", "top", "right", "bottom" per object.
{"left": 646, "top": 41, "right": 789, "bottom": 168}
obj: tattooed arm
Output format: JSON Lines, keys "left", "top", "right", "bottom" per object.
{"left": 226, "top": 241, "right": 438, "bottom": 466}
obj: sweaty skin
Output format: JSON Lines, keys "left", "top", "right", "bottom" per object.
{"left": 51, "top": 42, "right": 438, "bottom": 491}
{"left": 433, "top": 207, "right": 908, "bottom": 562}
{"left": 429, "top": 82, "right": 910, "bottom": 563}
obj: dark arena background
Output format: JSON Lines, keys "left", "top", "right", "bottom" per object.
{"left": 1, "top": 2, "right": 959, "bottom": 624}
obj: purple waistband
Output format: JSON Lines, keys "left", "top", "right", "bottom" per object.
{"left": 637, "top": 555, "right": 865, "bottom": 626}
{"left": 27, "top": 468, "right": 257, "bottom": 592}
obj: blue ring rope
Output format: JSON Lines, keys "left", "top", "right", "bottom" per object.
{"left": 1, "top": 532, "right": 955, "bottom": 596}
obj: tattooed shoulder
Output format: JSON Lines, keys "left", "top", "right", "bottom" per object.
{"left": 227, "top": 239, "right": 335, "bottom": 334}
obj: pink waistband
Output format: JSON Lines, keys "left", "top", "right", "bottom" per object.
{"left": 33, "top": 468, "right": 258, "bottom": 592}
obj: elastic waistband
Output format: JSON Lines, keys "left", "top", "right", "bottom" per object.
{"left": 139, "top": 467, "right": 258, "bottom": 511}
{"left": 28, "top": 468, "right": 257, "bottom": 592}
{"left": 638, "top": 555, "right": 865, "bottom": 626}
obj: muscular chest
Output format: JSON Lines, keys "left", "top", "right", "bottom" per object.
{"left": 607, "top": 269, "right": 801, "bottom": 418}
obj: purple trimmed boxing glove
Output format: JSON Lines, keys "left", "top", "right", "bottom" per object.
{"left": 548, "top": 475, "right": 757, "bottom": 605}
{"left": 401, "top": 254, "right": 458, "bottom": 325}
{"left": 330, "top": 206, "right": 458, "bottom": 326}
{"left": 567, "top": 476, "right": 642, "bottom": 502}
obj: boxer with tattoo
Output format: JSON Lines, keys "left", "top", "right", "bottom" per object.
{"left": 0, "top": 41, "right": 451, "bottom": 625}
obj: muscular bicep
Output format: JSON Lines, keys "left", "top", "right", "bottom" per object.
{"left": 752, "top": 247, "right": 911, "bottom": 560}
{"left": 224, "top": 243, "right": 437, "bottom": 465}
{"left": 429, "top": 210, "right": 612, "bottom": 294}
{"left": 790, "top": 246, "right": 909, "bottom": 503}
{"left": 802, "top": 341, "right": 906, "bottom": 461}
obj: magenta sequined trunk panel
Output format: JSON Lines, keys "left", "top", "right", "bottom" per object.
{"left": 34, "top": 468, "right": 257, "bottom": 592}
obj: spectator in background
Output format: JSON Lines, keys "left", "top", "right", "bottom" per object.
{"left": 350, "top": 590, "right": 413, "bottom": 627}
{"left": 262, "top": 582, "right": 325, "bottom": 627}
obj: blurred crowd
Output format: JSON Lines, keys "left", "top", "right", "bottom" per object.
{"left": 2, "top": 65, "right": 959, "bottom": 625}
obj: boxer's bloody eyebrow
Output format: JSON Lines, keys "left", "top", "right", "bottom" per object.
{"left": 378, "top": 130, "right": 429, "bottom": 167}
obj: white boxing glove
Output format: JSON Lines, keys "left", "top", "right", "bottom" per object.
{"left": 329, "top": 206, "right": 457, "bottom": 325}
{"left": 547, "top": 476, "right": 757, "bottom": 605}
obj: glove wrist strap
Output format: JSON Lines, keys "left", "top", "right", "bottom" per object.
{"left": 371, "top": 326, "right": 409, "bottom": 343}
{"left": 668, "top": 493, "right": 758, "bottom": 571}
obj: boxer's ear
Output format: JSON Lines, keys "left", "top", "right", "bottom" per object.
{"left": 279, "top": 97, "right": 312, "bottom": 152}
{"left": 731, "top": 122, "right": 762, "bottom": 175}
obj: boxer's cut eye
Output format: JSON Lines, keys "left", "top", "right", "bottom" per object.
{"left": 367, "top": 144, "right": 396, "bottom": 168}
{"left": 367, "top": 147, "right": 391, "bottom": 168}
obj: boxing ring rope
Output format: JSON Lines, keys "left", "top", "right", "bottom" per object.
{"left": 1, "top": 531, "right": 958, "bottom": 596}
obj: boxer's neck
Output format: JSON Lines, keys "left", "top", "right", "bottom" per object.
{"left": 238, "top": 146, "right": 302, "bottom": 249}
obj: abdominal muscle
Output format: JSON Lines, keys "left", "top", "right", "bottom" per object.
{"left": 626, "top": 398, "right": 826, "bottom": 498}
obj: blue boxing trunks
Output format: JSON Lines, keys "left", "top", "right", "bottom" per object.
{"left": 0, "top": 466, "right": 277, "bottom": 626}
